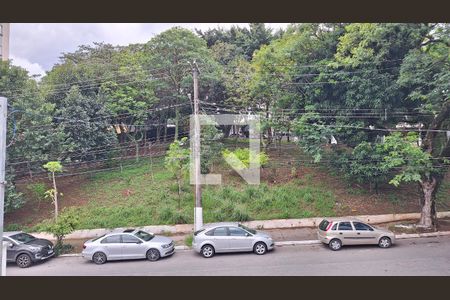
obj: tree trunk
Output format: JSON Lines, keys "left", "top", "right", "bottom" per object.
{"left": 174, "top": 107, "right": 180, "bottom": 141}
{"left": 52, "top": 172, "right": 58, "bottom": 221}
{"left": 418, "top": 177, "right": 437, "bottom": 228}
{"left": 156, "top": 125, "right": 161, "bottom": 143}
{"left": 163, "top": 122, "right": 168, "bottom": 142}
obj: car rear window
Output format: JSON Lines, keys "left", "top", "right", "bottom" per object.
{"left": 194, "top": 229, "right": 205, "bottom": 236}
{"left": 319, "top": 220, "right": 330, "bottom": 231}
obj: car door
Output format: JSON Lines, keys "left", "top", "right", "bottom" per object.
{"left": 100, "top": 235, "right": 123, "bottom": 260}
{"left": 228, "top": 226, "right": 253, "bottom": 252}
{"left": 337, "top": 222, "right": 358, "bottom": 245}
{"left": 2, "top": 237, "right": 16, "bottom": 261}
{"left": 352, "top": 222, "right": 378, "bottom": 245}
{"left": 121, "top": 234, "right": 146, "bottom": 259}
{"left": 210, "top": 227, "right": 230, "bottom": 253}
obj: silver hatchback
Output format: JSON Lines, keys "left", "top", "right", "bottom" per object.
{"left": 317, "top": 218, "right": 396, "bottom": 251}
{"left": 82, "top": 229, "right": 175, "bottom": 264}
{"left": 192, "top": 222, "right": 275, "bottom": 258}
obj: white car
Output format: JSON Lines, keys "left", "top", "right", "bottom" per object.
{"left": 82, "top": 229, "right": 174, "bottom": 264}
{"left": 192, "top": 222, "right": 275, "bottom": 258}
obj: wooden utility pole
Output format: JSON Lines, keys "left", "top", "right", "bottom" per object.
{"left": 193, "top": 63, "right": 203, "bottom": 231}
{"left": 0, "top": 97, "right": 7, "bottom": 276}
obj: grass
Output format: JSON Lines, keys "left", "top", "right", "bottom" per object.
{"left": 184, "top": 234, "right": 193, "bottom": 247}
{"left": 10, "top": 144, "right": 449, "bottom": 232}
{"left": 25, "top": 156, "right": 337, "bottom": 232}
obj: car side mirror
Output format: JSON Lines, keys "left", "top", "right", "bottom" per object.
{"left": 246, "top": 233, "right": 251, "bottom": 237}
{"left": 136, "top": 240, "right": 143, "bottom": 244}
{"left": 8, "top": 242, "right": 14, "bottom": 248}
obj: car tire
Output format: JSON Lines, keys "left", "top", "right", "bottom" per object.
{"left": 378, "top": 236, "right": 392, "bottom": 248}
{"left": 16, "top": 253, "right": 32, "bottom": 268}
{"left": 329, "top": 238, "right": 342, "bottom": 251}
{"left": 146, "top": 249, "right": 161, "bottom": 261}
{"left": 254, "top": 242, "right": 267, "bottom": 255}
{"left": 92, "top": 252, "right": 107, "bottom": 265}
{"left": 201, "top": 244, "right": 215, "bottom": 258}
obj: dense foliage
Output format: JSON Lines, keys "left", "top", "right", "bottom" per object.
{"left": 1, "top": 23, "right": 449, "bottom": 228}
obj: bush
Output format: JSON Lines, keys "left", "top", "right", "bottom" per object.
{"left": 222, "top": 148, "right": 269, "bottom": 170}
{"left": 27, "top": 182, "right": 48, "bottom": 201}
{"left": 38, "top": 210, "right": 79, "bottom": 255}
{"left": 4, "top": 174, "right": 24, "bottom": 213}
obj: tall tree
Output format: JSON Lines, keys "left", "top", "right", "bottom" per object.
{"left": 144, "top": 27, "right": 221, "bottom": 141}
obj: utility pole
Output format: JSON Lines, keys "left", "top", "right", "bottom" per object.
{"left": 0, "top": 97, "right": 8, "bottom": 276}
{"left": 193, "top": 63, "right": 203, "bottom": 231}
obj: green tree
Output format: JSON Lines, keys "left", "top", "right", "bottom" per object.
{"left": 144, "top": 27, "right": 221, "bottom": 141}
{"left": 56, "top": 86, "right": 118, "bottom": 161}
{"left": 293, "top": 108, "right": 335, "bottom": 163}
{"left": 43, "top": 161, "right": 63, "bottom": 220}
{"left": 1, "top": 61, "right": 63, "bottom": 211}
{"left": 164, "top": 137, "right": 190, "bottom": 206}
{"left": 40, "top": 210, "right": 79, "bottom": 255}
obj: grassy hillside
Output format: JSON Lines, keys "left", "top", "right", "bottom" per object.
{"left": 5, "top": 142, "right": 450, "bottom": 232}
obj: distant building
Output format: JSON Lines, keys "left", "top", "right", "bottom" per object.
{"left": 0, "top": 23, "right": 10, "bottom": 61}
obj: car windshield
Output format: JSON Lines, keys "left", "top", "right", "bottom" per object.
{"left": 134, "top": 230, "right": 154, "bottom": 241}
{"left": 10, "top": 233, "right": 36, "bottom": 244}
{"left": 238, "top": 224, "right": 256, "bottom": 234}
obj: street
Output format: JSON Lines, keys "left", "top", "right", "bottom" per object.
{"left": 6, "top": 236, "right": 450, "bottom": 276}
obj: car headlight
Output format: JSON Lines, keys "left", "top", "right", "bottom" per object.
{"left": 29, "top": 246, "right": 41, "bottom": 252}
{"left": 161, "top": 243, "right": 172, "bottom": 249}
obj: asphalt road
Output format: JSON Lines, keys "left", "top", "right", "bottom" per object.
{"left": 6, "top": 236, "right": 450, "bottom": 276}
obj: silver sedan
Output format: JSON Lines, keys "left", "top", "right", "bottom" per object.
{"left": 192, "top": 222, "right": 275, "bottom": 258}
{"left": 82, "top": 229, "right": 174, "bottom": 264}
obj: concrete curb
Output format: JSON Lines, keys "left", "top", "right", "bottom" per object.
{"left": 59, "top": 231, "right": 450, "bottom": 256}
{"left": 275, "top": 240, "right": 322, "bottom": 246}
{"left": 30, "top": 211, "right": 450, "bottom": 241}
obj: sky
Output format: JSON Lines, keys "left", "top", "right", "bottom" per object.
{"left": 9, "top": 23, "right": 290, "bottom": 78}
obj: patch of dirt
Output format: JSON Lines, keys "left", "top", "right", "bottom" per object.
{"left": 387, "top": 217, "right": 450, "bottom": 234}
{"left": 5, "top": 175, "right": 92, "bottom": 228}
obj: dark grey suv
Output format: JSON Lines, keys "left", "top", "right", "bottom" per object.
{"left": 2, "top": 231, "right": 55, "bottom": 268}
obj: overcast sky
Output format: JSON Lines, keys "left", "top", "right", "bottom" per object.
{"left": 9, "top": 23, "right": 290, "bottom": 78}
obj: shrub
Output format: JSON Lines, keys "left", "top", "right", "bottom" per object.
{"left": 38, "top": 210, "right": 79, "bottom": 255}
{"left": 222, "top": 148, "right": 269, "bottom": 170}
{"left": 27, "top": 182, "right": 48, "bottom": 201}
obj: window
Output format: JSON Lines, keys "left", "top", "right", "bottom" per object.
{"left": 353, "top": 222, "right": 373, "bottom": 231}
{"left": 319, "top": 220, "right": 330, "bottom": 231}
{"left": 205, "top": 229, "right": 215, "bottom": 236}
{"left": 10, "top": 233, "right": 36, "bottom": 243}
{"left": 238, "top": 224, "right": 256, "bottom": 234}
{"left": 122, "top": 234, "right": 141, "bottom": 243}
{"left": 331, "top": 223, "right": 338, "bottom": 230}
{"left": 101, "top": 235, "right": 122, "bottom": 244}
{"left": 134, "top": 230, "right": 154, "bottom": 241}
{"left": 338, "top": 222, "right": 353, "bottom": 231}
{"left": 213, "top": 227, "right": 228, "bottom": 236}
{"left": 229, "top": 227, "right": 248, "bottom": 236}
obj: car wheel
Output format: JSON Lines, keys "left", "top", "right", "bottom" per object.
{"left": 329, "top": 239, "right": 342, "bottom": 251}
{"left": 146, "top": 249, "right": 161, "bottom": 261}
{"left": 92, "top": 252, "right": 107, "bottom": 265}
{"left": 16, "top": 253, "right": 32, "bottom": 268}
{"left": 254, "top": 242, "right": 267, "bottom": 255}
{"left": 201, "top": 245, "right": 215, "bottom": 258}
{"left": 378, "top": 236, "right": 392, "bottom": 248}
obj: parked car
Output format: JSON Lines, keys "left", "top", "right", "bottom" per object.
{"left": 192, "top": 222, "right": 274, "bottom": 258}
{"left": 317, "top": 218, "right": 396, "bottom": 251}
{"left": 81, "top": 228, "right": 174, "bottom": 264}
{"left": 2, "top": 231, "right": 55, "bottom": 268}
